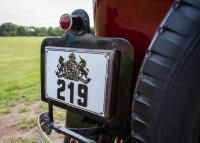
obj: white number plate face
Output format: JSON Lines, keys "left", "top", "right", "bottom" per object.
{"left": 45, "top": 46, "right": 110, "bottom": 116}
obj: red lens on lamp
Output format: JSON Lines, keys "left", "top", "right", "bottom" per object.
{"left": 59, "top": 14, "right": 72, "bottom": 31}
{"left": 70, "top": 138, "right": 78, "bottom": 143}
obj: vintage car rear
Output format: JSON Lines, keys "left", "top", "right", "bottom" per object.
{"left": 38, "top": 0, "right": 200, "bottom": 143}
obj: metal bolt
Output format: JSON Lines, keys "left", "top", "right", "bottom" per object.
{"left": 146, "top": 51, "right": 153, "bottom": 57}
{"left": 158, "top": 27, "right": 165, "bottom": 34}
{"left": 174, "top": 0, "right": 182, "bottom": 9}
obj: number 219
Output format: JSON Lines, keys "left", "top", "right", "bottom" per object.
{"left": 57, "top": 79, "right": 88, "bottom": 107}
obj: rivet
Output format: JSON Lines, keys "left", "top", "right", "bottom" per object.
{"left": 174, "top": 0, "right": 182, "bottom": 9}
{"left": 146, "top": 51, "right": 153, "bottom": 57}
{"left": 158, "top": 27, "right": 165, "bottom": 34}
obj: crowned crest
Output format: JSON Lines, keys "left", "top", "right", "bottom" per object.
{"left": 55, "top": 53, "right": 91, "bottom": 84}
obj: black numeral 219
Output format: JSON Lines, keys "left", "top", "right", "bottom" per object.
{"left": 57, "top": 79, "right": 88, "bottom": 107}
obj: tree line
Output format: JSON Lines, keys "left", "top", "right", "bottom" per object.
{"left": 0, "top": 23, "right": 95, "bottom": 37}
{"left": 0, "top": 23, "right": 64, "bottom": 36}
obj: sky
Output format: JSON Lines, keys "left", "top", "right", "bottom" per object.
{"left": 0, "top": 0, "right": 94, "bottom": 27}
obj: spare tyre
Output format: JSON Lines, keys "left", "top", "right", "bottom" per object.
{"left": 131, "top": 0, "right": 200, "bottom": 143}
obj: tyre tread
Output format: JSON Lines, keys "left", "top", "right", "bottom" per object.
{"left": 131, "top": 0, "right": 200, "bottom": 142}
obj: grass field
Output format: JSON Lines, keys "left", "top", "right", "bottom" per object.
{"left": 0, "top": 37, "right": 67, "bottom": 142}
{"left": 0, "top": 37, "right": 43, "bottom": 115}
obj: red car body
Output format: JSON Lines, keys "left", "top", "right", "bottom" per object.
{"left": 93, "top": 0, "right": 173, "bottom": 81}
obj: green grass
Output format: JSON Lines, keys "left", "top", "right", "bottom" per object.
{"left": 36, "top": 104, "right": 65, "bottom": 122}
{"left": 4, "top": 137, "right": 37, "bottom": 143}
{"left": 0, "top": 106, "right": 11, "bottom": 115}
{"left": 54, "top": 107, "right": 65, "bottom": 122}
{"left": 0, "top": 37, "right": 44, "bottom": 115}
{"left": 17, "top": 116, "right": 37, "bottom": 130}
{"left": 18, "top": 107, "right": 30, "bottom": 113}
{"left": 35, "top": 104, "right": 47, "bottom": 114}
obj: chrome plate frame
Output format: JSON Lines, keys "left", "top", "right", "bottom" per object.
{"left": 44, "top": 46, "right": 116, "bottom": 117}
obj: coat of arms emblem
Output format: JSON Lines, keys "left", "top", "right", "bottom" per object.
{"left": 55, "top": 53, "right": 91, "bottom": 84}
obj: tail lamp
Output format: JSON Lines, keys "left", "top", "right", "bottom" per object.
{"left": 59, "top": 9, "right": 90, "bottom": 35}
{"left": 59, "top": 14, "right": 72, "bottom": 31}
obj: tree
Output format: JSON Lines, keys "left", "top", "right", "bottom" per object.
{"left": 0, "top": 23, "right": 66, "bottom": 36}
{"left": 0, "top": 23, "right": 18, "bottom": 36}
{"left": 17, "top": 26, "right": 26, "bottom": 36}
{"left": 47, "top": 27, "right": 55, "bottom": 36}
